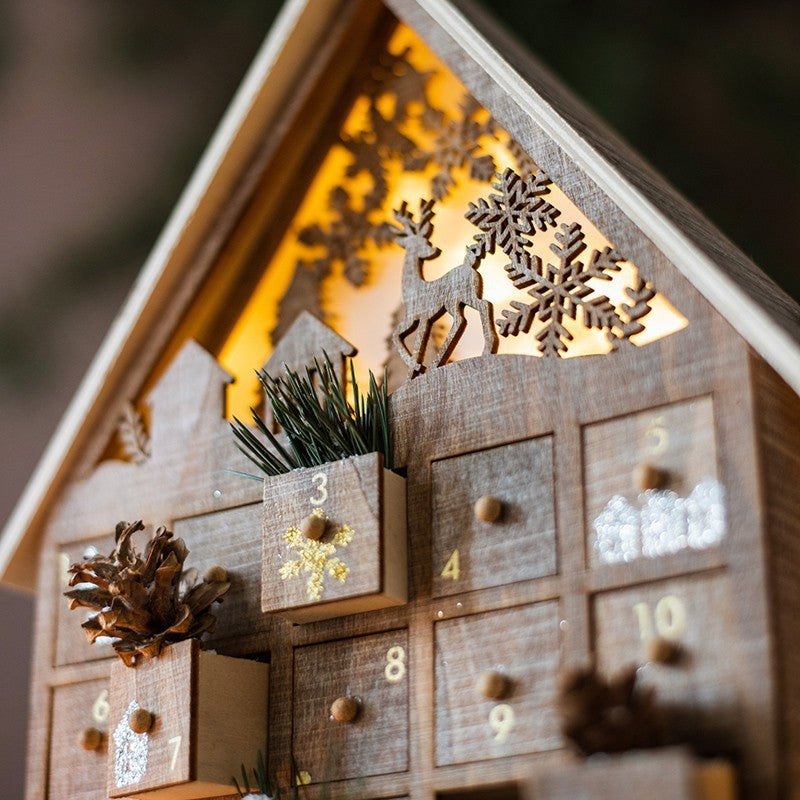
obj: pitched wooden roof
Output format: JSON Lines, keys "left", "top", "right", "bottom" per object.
{"left": 2, "top": 0, "right": 799, "bottom": 589}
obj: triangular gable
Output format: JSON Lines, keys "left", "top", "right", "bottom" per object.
{"left": 2, "top": 0, "right": 799, "bottom": 589}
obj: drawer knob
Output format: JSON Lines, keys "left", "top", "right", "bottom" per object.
{"left": 633, "top": 462, "right": 667, "bottom": 492}
{"left": 474, "top": 495, "right": 502, "bottom": 523}
{"left": 300, "top": 513, "right": 326, "bottom": 541}
{"left": 646, "top": 636, "right": 682, "bottom": 665}
{"left": 330, "top": 696, "right": 360, "bottom": 723}
{"left": 128, "top": 707, "right": 155, "bottom": 734}
{"left": 203, "top": 565, "right": 228, "bottom": 582}
{"left": 477, "top": 670, "right": 510, "bottom": 700}
{"left": 78, "top": 726, "right": 104, "bottom": 751}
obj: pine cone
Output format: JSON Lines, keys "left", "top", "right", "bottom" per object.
{"left": 65, "top": 521, "right": 230, "bottom": 667}
{"left": 557, "top": 663, "right": 662, "bottom": 755}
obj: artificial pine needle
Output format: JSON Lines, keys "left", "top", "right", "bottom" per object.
{"left": 230, "top": 353, "right": 392, "bottom": 476}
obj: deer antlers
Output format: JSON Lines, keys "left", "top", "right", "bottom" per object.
{"left": 394, "top": 198, "right": 436, "bottom": 240}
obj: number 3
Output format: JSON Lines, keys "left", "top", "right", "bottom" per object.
{"left": 310, "top": 473, "right": 328, "bottom": 505}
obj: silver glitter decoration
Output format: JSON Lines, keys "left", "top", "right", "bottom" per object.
{"left": 641, "top": 489, "right": 687, "bottom": 557}
{"left": 114, "top": 700, "right": 149, "bottom": 788}
{"left": 593, "top": 478, "right": 726, "bottom": 565}
{"left": 593, "top": 495, "right": 640, "bottom": 564}
{"left": 686, "top": 478, "right": 726, "bottom": 549}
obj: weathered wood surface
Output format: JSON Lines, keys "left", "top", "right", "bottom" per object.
{"left": 293, "top": 629, "right": 409, "bottom": 783}
{"left": 107, "top": 639, "right": 267, "bottom": 798}
{"left": 22, "top": 4, "right": 797, "bottom": 798}
{"left": 49, "top": 677, "right": 110, "bottom": 800}
{"left": 752, "top": 357, "right": 800, "bottom": 798}
{"left": 262, "top": 453, "right": 407, "bottom": 621}
{"left": 431, "top": 436, "right": 556, "bottom": 597}
{"left": 435, "top": 602, "right": 562, "bottom": 766}
{"left": 525, "top": 747, "right": 735, "bottom": 800}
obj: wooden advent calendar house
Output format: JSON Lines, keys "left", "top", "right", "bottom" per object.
{"left": 3, "top": 1, "right": 800, "bottom": 798}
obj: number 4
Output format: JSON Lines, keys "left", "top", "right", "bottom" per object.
{"left": 441, "top": 549, "right": 460, "bottom": 581}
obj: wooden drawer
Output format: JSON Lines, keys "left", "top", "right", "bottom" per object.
{"left": 55, "top": 534, "right": 116, "bottom": 666}
{"left": 293, "top": 629, "right": 409, "bottom": 783}
{"left": 49, "top": 678, "right": 110, "bottom": 800}
{"left": 262, "top": 453, "right": 407, "bottom": 622}
{"left": 106, "top": 639, "right": 268, "bottom": 798}
{"left": 584, "top": 397, "right": 724, "bottom": 567}
{"left": 431, "top": 437, "right": 556, "bottom": 598}
{"left": 592, "top": 572, "right": 740, "bottom": 750}
{"left": 526, "top": 747, "right": 735, "bottom": 800}
{"left": 173, "top": 502, "right": 262, "bottom": 639}
{"left": 434, "top": 602, "right": 562, "bottom": 766}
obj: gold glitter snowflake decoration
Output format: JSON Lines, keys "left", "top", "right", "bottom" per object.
{"left": 279, "top": 508, "right": 354, "bottom": 601}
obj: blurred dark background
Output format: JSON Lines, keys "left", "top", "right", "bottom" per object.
{"left": 0, "top": 1, "right": 797, "bottom": 796}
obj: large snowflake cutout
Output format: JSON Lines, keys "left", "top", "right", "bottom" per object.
{"left": 467, "top": 168, "right": 654, "bottom": 357}
{"left": 279, "top": 508, "right": 354, "bottom": 601}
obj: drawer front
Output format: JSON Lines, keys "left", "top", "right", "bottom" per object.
{"left": 49, "top": 678, "right": 110, "bottom": 800}
{"left": 293, "top": 629, "right": 409, "bottom": 782}
{"left": 593, "top": 572, "right": 740, "bottom": 748}
{"left": 174, "top": 502, "right": 262, "bottom": 638}
{"left": 435, "top": 602, "right": 562, "bottom": 766}
{"left": 432, "top": 437, "right": 556, "bottom": 598}
{"left": 584, "top": 397, "right": 724, "bottom": 567}
{"left": 55, "top": 534, "right": 116, "bottom": 666}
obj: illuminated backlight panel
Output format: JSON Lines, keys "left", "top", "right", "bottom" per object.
{"left": 215, "top": 24, "right": 686, "bottom": 418}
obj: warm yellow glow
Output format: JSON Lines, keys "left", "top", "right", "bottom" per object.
{"left": 218, "top": 23, "right": 687, "bottom": 419}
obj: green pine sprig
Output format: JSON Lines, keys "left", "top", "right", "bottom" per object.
{"left": 232, "top": 750, "right": 277, "bottom": 798}
{"left": 230, "top": 353, "right": 392, "bottom": 477}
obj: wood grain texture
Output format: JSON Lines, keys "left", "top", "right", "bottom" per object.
{"left": 55, "top": 532, "right": 117, "bottom": 666}
{"left": 751, "top": 356, "right": 800, "bottom": 798}
{"left": 292, "top": 629, "right": 409, "bottom": 783}
{"left": 431, "top": 436, "right": 556, "bottom": 598}
{"left": 434, "top": 602, "right": 562, "bottom": 766}
{"left": 107, "top": 639, "right": 268, "bottom": 799}
{"left": 49, "top": 678, "right": 110, "bottom": 800}
{"left": 525, "top": 746, "right": 735, "bottom": 800}
{"left": 262, "top": 453, "right": 407, "bottom": 621}
{"left": 593, "top": 571, "right": 742, "bottom": 753}
{"left": 583, "top": 396, "right": 719, "bottom": 569}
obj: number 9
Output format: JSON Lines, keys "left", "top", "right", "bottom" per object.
{"left": 489, "top": 703, "right": 514, "bottom": 743}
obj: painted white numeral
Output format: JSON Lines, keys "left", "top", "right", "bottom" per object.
{"left": 441, "top": 549, "right": 460, "bottom": 581}
{"left": 91, "top": 689, "right": 109, "bottom": 724}
{"left": 59, "top": 552, "right": 71, "bottom": 587}
{"left": 168, "top": 736, "right": 182, "bottom": 771}
{"left": 310, "top": 472, "right": 328, "bottom": 505}
{"left": 489, "top": 703, "right": 514, "bottom": 743}
{"left": 644, "top": 416, "right": 669, "bottom": 456}
{"left": 634, "top": 595, "right": 686, "bottom": 641}
{"left": 385, "top": 645, "right": 406, "bottom": 683}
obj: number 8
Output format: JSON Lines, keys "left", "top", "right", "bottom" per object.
{"left": 385, "top": 646, "right": 406, "bottom": 683}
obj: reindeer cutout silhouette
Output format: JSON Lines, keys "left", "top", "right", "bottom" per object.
{"left": 392, "top": 199, "right": 497, "bottom": 376}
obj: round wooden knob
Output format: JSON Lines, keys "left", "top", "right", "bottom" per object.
{"left": 477, "top": 670, "right": 510, "bottom": 700}
{"left": 203, "top": 565, "right": 228, "bottom": 583}
{"left": 129, "top": 707, "right": 155, "bottom": 734}
{"left": 300, "top": 514, "right": 326, "bottom": 540}
{"left": 646, "top": 636, "right": 682, "bottom": 665}
{"left": 474, "top": 495, "right": 502, "bottom": 523}
{"left": 330, "top": 696, "right": 359, "bottom": 723}
{"left": 78, "top": 727, "right": 104, "bottom": 751}
{"left": 633, "top": 462, "right": 667, "bottom": 491}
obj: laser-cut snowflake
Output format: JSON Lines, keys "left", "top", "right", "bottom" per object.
{"left": 465, "top": 169, "right": 653, "bottom": 356}
{"left": 279, "top": 508, "right": 354, "bottom": 601}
